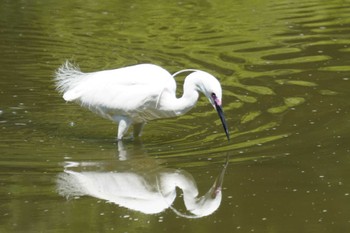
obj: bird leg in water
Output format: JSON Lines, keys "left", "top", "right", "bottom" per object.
{"left": 133, "top": 122, "right": 146, "bottom": 138}
{"left": 117, "top": 118, "right": 132, "bottom": 140}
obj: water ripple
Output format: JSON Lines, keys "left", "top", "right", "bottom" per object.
{"left": 1, "top": 0, "right": 349, "bottom": 166}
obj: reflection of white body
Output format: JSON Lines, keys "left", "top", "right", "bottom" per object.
{"left": 57, "top": 165, "right": 226, "bottom": 218}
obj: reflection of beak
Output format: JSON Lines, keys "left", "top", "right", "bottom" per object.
{"left": 213, "top": 98, "right": 230, "bottom": 141}
{"left": 211, "top": 156, "right": 229, "bottom": 198}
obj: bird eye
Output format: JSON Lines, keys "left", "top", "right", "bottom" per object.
{"left": 211, "top": 93, "right": 217, "bottom": 99}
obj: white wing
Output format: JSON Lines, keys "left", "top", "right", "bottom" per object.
{"left": 57, "top": 171, "right": 175, "bottom": 214}
{"left": 55, "top": 63, "right": 176, "bottom": 112}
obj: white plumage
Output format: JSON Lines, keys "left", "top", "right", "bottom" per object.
{"left": 55, "top": 62, "right": 229, "bottom": 140}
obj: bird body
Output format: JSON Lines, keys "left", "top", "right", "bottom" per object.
{"left": 57, "top": 165, "right": 226, "bottom": 217}
{"left": 55, "top": 62, "right": 229, "bottom": 140}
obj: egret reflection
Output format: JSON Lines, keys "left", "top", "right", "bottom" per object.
{"left": 57, "top": 143, "right": 229, "bottom": 218}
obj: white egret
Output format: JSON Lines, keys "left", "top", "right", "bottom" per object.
{"left": 55, "top": 62, "right": 229, "bottom": 140}
{"left": 57, "top": 159, "right": 228, "bottom": 218}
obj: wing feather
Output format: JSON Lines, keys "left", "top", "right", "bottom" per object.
{"left": 55, "top": 62, "right": 176, "bottom": 111}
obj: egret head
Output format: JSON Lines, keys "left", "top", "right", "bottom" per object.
{"left": 188, "top": 71, "right": 230, "bottom": 141}
{"left": 176, "top": 156, "right": 229, "bottom": 218}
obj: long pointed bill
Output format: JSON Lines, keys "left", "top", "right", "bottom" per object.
{"left": 214, "top": 99, "right": 230, "bottom": 141}
{"left": 211, "top": 155, "right": 229, "bottom": 198}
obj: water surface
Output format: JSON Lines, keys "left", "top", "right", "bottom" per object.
{"left": 0, "top": 0, "right": 350, "bottom": 232}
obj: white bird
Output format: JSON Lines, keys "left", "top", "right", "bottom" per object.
{"left": 55, "top": 62, "right": 229, "bottom": 140}
{"left": 57, "top": 159, "right": 228, "bottom": 218}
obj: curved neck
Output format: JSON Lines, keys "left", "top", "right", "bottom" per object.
{"left": 160, "top": 171, "right": 221, "bottom": 218}
{"left": 160, "top": 75, "right": 200, "bottom": 115}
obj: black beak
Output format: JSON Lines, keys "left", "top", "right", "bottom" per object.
{"left": 211, "top": 155, "right": 229, "bottom": 198}
{"left": 214, "top": 99, "right": 230, "bottom": 141}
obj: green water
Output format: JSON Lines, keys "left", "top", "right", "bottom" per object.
{"left": 1, "top": 0, "right": 350, "bottom": 232}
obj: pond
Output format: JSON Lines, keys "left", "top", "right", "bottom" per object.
{"left": 0, "top": 0, "right": 350, "bottom": 232}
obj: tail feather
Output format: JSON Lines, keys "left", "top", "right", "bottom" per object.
{"left": 54, "top": 61, "right": 86, "bottom": 101}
